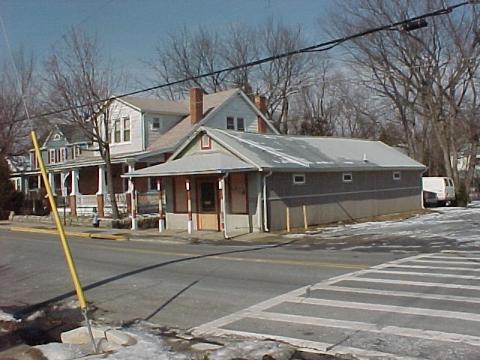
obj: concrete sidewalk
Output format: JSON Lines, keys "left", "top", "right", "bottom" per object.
{"left": 0, "top": 220, "right": 284, "bottom": 244}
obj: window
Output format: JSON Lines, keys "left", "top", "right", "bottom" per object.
{"left": 393, "top": 171, "right": 401, "bottom": 181}
{"left": 229, "top": 173, "right": 248, "bottom": 214}
{"left": 152, "top": 117, "right": 161, "bottom": 130}
{"left": 123, "top": 117, "right": 131, "bottom": 142}
{"left": 226, "top": 116, "right": 246, "bottom": 131}
{"left": 113, "top": 119, "right": 121, "bottom": 143}
{"left": 237, "top": 117, "right": 245, "bottom": 131}
{"left": 48, "top": 149, "right": 56, "bottom": 164}
{"left": 30, "top": 152, "right": 37, "bottom": 169}
{"left": 343, "top": 173, "right": 353, "bottom": 183}
{"left": 292, "top": 173, "right": 306, "bottom": 185}
{"left": 173, "top": 177, "right": 188, "bottom": 213}
{"left": 227, "top": 117, "right": 235, "bottom": 130}
{"left": 201, "top": 134, "right": 211, "bottom": 149}
{"left": 60, "top": 148, "right": 67, "bottom": 162}
{"left": 53, "top": 133, "right": 61, "bottom": 141}
{"left": 149, "top": 177, "right": 159, "bottom": 191}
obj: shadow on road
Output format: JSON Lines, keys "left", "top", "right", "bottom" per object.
{"left": 14, "top": 240, "right": 297, "bottom": 318}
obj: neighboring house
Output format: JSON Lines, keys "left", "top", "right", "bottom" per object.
{"left": 125, "top": 127, "right": 426, "bottom": 234}
{"left": 12, "top": 88, "right": 276, "bottom": 217}
{"left": 11, "top": 124, "right": 91, "bottom": 198}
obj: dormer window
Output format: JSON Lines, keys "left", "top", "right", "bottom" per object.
{"left": 152, "top": 117, "right": 161, "bottom": 130}
{"left": 237, "top": 118, "right": 245, "bottom": 131}
{"left": 226, "top": 116, "right": 246, "bottom": 131}
{"left": 227, "top": 117, "right": 235, "bottom": 130}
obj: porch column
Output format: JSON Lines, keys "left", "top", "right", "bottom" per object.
{"left": 186, "top": 178, "right": 192, "bottom": 234}
{"left": 220, "top": 175, "right": 228, "bottom": 239}
{"left": 157, "top": 178, "right": 165, "bottom": 232}
{"left": 48, "top": 172, "right": 56, "bottom": 195}
{"left": 96, "top": 165, "right": 106, "bottom": 218}
{"left": 70, "top": 169, "right": 79, "bottom": 216}
{"left": 129, "top": 178, "right": 137, "bottom": 230}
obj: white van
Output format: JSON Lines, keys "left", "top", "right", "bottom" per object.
{"left": 422, "top": 177, "right": 456, "bottom": 206}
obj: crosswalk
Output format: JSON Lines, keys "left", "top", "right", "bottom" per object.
{"left": 193, "top": 251, "right": 480, "bottom": 359}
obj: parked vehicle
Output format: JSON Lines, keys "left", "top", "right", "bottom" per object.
{"left": 422, "top": 177, "right": 456, "bottom": 206}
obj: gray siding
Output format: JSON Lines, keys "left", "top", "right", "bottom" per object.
{"left": 267, "top": 170, "right": 423, "bottom": 231}
{"left": 207, "top": 94, "right": 261, "bottom": 133}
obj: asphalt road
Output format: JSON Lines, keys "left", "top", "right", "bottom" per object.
{"left": 0, "top": 229, "right": 396, "bottom": 329}
{"left": 3, "top": 205, "right": 480, "bottom": 359}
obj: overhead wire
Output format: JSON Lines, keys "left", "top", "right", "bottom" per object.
{"left": 9, "top": 1, "right": 475, "bottom": 122}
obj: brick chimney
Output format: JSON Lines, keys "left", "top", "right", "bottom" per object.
{"left": 254, "top": 95, "right": 267, "bottom": 133}
{"left": 190, "top": 88, "right": 203, "bottom": 124}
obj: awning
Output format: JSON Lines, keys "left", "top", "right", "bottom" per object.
{"left": 122, "top": 151, "right": 257, "bottom": 177}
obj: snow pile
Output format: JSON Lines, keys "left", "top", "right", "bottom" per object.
{"left": 0, "top": 309, "right": 20, "bottom": 322}
{"left": 103, "top": 329, "right": 180, "bottom": 360}
{"left": 209, "top": 340, "right": 294, "bottom": 360}
{"left": 312, "top": 203, "right": 480, "bottom": 244}
{"left": 35, "top": 343, "right": 92, "bottom": 360}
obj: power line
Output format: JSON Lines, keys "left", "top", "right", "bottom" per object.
{"left": 19, "top": 1, "right": 473, "bottom": 121}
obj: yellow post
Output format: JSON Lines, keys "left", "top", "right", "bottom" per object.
{"left": 286, "top": 206, "right": 291, "bottom": 233}
{"left": 31, "top": 131, "right": 87, "bottom": 309}
{"left": 303, "top": 205, "right": 308, "bottom": 230}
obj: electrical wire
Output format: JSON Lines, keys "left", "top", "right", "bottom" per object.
{"left": 10, "top": 1, "right": 474, "bottom": 122}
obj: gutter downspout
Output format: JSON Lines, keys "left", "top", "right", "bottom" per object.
{"left": 221, "top": 173, "right": 229, "bottom": 239}
{"left": 263, "top": 171, "right": 272, "bottom": 232}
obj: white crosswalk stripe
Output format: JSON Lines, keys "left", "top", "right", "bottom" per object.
{"left": 194, "top": 251, "right": 480, "bottom": 359}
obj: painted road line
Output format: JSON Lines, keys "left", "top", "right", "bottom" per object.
{"left": 419, "top": 255, "right": 480, "bottom": 261}
{"left": 291, "top": 297, "right": 480, "bottom": 322}
{"left": 251, "top": 311, "right": 480, "bottom": 346}
{"left": 364, "top": 269, "right": 480, "bottom": 280}
{"left": 310, "top": 285, "right": 480, "bottom": 304}
{"left": 9, "top": 226, "right": 126, "bottom": 241}
{"left": 406, "top": 259, "right": 480, "bottom": 266}
{"left": 194, "top": 328, "right": 424, "bottom": 360}
{"left": 0, "top": 235, "right": 369, "bottom": 270}
{"left": 442, "top": 250, "right": 480, "bottom": 254}
{"left": 343, "top": 277, "right": 480, "bottom": 291}
{"left": 383, "top": 264, "right": 480, "bottom": 272}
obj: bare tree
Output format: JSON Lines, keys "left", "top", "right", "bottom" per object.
{"left": 0, "top": 50, "right": 40, "bottom": 159}
{"left": 43, "top": 28, "right": 123, "bottom": 219}
{"left": 148, "top": 20, "right": 318, "bottom": 133}
{"left": 328, "top": 0, "right": 480, "bottom": 195}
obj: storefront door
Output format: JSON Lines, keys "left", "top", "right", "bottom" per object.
{"left": 197, "top": 178, "right": 219, "bottom": 231}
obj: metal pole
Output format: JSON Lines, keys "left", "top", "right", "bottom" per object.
{"left": 31, "top": 131, "right": 97, "bottom": 353}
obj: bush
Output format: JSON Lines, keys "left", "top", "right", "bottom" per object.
{"left": 0, "top": 157, "right": 25, "bottom": 214}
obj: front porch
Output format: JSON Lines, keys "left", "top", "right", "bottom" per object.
{"left": 125, "top": 152, "right": 264, "bottom": 236}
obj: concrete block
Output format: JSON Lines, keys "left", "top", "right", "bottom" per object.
{"left": 105, "top": 329, "right": 137, "bottom": 346}
{"left": 191, "top": 342, "right": 223, "bottom": 352}
{"left": 60, "top": 326, "right": 107, "bottom": 345}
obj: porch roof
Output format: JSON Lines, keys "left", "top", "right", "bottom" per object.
{"left": 123, "top": 151, "right": 257, "bottom": 177}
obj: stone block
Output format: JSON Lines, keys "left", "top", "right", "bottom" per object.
{"left": 105, "top": 329, "right": 137, "bottom": 346}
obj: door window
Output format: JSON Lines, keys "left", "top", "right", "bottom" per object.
{"left": 200, "top": 182, "right": 216, "bottom": 212}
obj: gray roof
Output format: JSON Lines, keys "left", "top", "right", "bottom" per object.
{"left": 204, "top": 128, "right": 425, "bottom": 171}
{"left": 56, "top": 124, "right": 90, "bottom": 144}
{"left": 120, "top": 96, "right": 189, "bottom": 115}
{"left": 124, "top": 151, "right": 256, "bottom": 177}
{"left": 146, "top": 88, "right": 240, "bottom": 152}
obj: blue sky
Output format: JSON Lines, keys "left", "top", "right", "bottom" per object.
{"left": 0, "top": 0, "right": 333, "bottom": 79}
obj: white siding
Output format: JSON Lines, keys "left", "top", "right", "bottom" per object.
{"left": 206, "top": 94, "right": 260, "bottom": 133}
{"left": 144, "top": 113, "right": 184, "bottom": 148}
{"left": 107, "top": 100, "right": 143, "bottom": 154}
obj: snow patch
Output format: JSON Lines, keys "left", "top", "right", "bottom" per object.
{"left": 0, "top": 310, "right": 20, "bottom": 322}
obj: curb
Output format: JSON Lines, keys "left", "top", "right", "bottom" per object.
{"left": 9, "top": 226, "right": 127, "bottom": 241}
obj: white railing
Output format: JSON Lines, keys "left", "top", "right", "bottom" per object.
{"left": 76, "top": 194, "right": 97, "bottom": 207}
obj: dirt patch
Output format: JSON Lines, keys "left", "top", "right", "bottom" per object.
{"left": 0, "top": 302, "right": 87, "bottom": 352}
